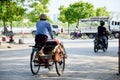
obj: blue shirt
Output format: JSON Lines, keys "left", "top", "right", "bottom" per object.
{"left": 36, "top": 20, "right": 53, "bottom": 39}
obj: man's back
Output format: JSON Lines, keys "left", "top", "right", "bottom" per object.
{"left": 98, "top": 26, "right": 106, "bottom": 37}
{"left": 36, "top": 20, "right": 53, "bottom": 38}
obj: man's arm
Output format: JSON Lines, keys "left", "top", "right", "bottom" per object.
{"left": 48, "top": 25, "right": 54, "bottom": 39}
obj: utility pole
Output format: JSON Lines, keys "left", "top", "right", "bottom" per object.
{"left": 118, "top": 15, "right": 120, "bottom": 74}
{"left": 117, "top": 19, "right": 120, "bottom": 74}
{"left": 118, "top": 32, "right": 120, "bottom": 74}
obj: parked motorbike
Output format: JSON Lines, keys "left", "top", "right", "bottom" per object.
{"left": 94, "top": 36, "right": 108, "bottom": 53}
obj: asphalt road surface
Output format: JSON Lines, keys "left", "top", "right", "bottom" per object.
{"left": 0, "top": 39, "right": 119, "bottom": 80}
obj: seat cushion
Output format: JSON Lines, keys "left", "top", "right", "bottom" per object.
{"left": 43, "top": 40, "right": 59, "bottom": 54}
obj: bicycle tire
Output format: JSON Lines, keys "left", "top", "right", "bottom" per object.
{"left": 55, "top": 57, "right": 65, "bottom": 76}
{"left": 55, "top": 46, "right": 65, "bottom": 76}
{"left": 30, "top": 49, "right": 40, "bottom": 75}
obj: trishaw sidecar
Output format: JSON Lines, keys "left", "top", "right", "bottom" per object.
{"left": 30, "top": 39, "right": 67, "bottom": 76}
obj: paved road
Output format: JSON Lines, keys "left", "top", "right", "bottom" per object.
{"left": 0, "top": 39, "right": 120, "bottom": 80}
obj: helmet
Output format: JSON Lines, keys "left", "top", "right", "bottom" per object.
{"left": 100, "top": 20, "right": 105, "bottom": 26}
{"left": 39, "top": 14, "right": 47, "bottom": 20}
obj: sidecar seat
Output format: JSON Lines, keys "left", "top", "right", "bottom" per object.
{"left": 43, "top": 40, "right": 59, "bottom": 54}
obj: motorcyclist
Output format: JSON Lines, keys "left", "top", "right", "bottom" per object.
{"left": 74, "top": 26, "right": 80, "bottom": 38}
{"left": 97, "top": 20, "right": 108, "bottom": 48}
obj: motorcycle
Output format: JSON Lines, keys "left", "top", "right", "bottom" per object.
{"left": 94, "top": 35, "right": 108, "bottom": 53}
{"left": 70, "top": 31, "right": 85, "bottom": 40}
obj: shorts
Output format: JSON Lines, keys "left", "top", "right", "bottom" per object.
{"left": 35, "top": 34, "right": 48, "bottom": 46}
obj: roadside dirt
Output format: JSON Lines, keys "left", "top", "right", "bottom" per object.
{"left": 0, "top": 42, "right": 33, "bottom": 50}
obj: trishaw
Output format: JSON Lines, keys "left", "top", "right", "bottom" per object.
{"left": 30, "top": 39, "right": 67, "bottom": 76}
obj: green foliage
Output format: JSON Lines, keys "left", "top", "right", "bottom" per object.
{"left": 58, "top": 5, "right": 67, "bottom": 23}
{"left": 58, "top": 0, "right": 110, "bottom": 31}
{"left": 59, "top": 1, "right": 95, "bottom": 26}
{"left": 69, "top": 1, "right": 95, "bottom": 20}
{"left": 27, "top": 0, "right": 50, "bottom": 22}
{"left": 0, "top": 1, "right": 25, "bottom": 27}
{"left": 96, "top": 7, "right": 109, "bottom": 16}
{"left": 0, "top": 0, "right": 50, "bottom": 27}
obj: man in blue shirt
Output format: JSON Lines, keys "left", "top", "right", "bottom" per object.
{"left": 35, "top": 14, "right": 54, "bottom": 46}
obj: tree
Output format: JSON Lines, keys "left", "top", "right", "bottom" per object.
{"left": 96, "top": 7, "right": 109, "bottom": 16}
{"left": 8, "top": 2, "right": 25, "bottom": 30}
{"left": 59, "top": 1, "right": 95, "bottom": 33}
{"left": 0, "top": 1, "right": 25, "bottom": 30}
{"left": 58, "top": 5, "right": 67, "bottom": 23}
{"left": 59, "top": 5, "right": 77, "bottom": 33}
{"left": 68, "top": 1, "right": 95, "bottom": 26}
{"left": 27, "top": 0, "right": 50, "bottom": 22}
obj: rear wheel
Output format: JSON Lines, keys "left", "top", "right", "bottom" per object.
{"left": 103, "top": 48, "right": 107, "bottom": 52}
{"left": 103, "top": 43, "right": 108, "bottom": 52}
{"left": 94, "top": 46, "right": 98, "bottom": 53}
{"left": 55, "top": 52, "right": 65, "bottom": 76}
{"left": 55, "top": 45, "right": 66, "bottom": 76}
{"left": 30, "top": 49, "right": 40, "bottom": 75}
{"left": 103, "top": 44, "right": 107, "bottom": 52}
{"left": 94, "top": 40, "right": 98, "bottom": 53}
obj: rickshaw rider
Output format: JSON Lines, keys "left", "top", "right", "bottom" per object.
{"left": 35, "top": 13, "right": 54, "bottom": 47}
{"left": 35, "top": 14, "right": 67, "bottom": 62}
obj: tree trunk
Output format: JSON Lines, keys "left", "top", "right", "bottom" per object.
{"left": 68, "top": 23, "right": 70, "bottom": 34}
{"left": 10, "top": 21, "right": 13, "bottom": 31}
{"left": 77, "top": 19, "right": 79, "bottom": 26}
{"left": 3, "top": 21, "right": 6, "bottom": 35}
{"left": 3, "top": 21, "right": 6, "bottom": 27}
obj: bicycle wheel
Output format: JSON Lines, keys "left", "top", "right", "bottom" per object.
{"left": 55, "top": 48, "right": 65, "bottom": 76}
{"left": 30, "top": 48, "right": 40, "bottom": 75}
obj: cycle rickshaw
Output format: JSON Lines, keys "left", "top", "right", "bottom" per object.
{"left": 30, "top": 39, "right": 67, "bottom": 76}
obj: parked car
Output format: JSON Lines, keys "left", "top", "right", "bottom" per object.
{"left": 52, "top": 25, "right": 61, "bottom": 35}
{"left": 31, "top": 25, "right": 61, "bottom": 36}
